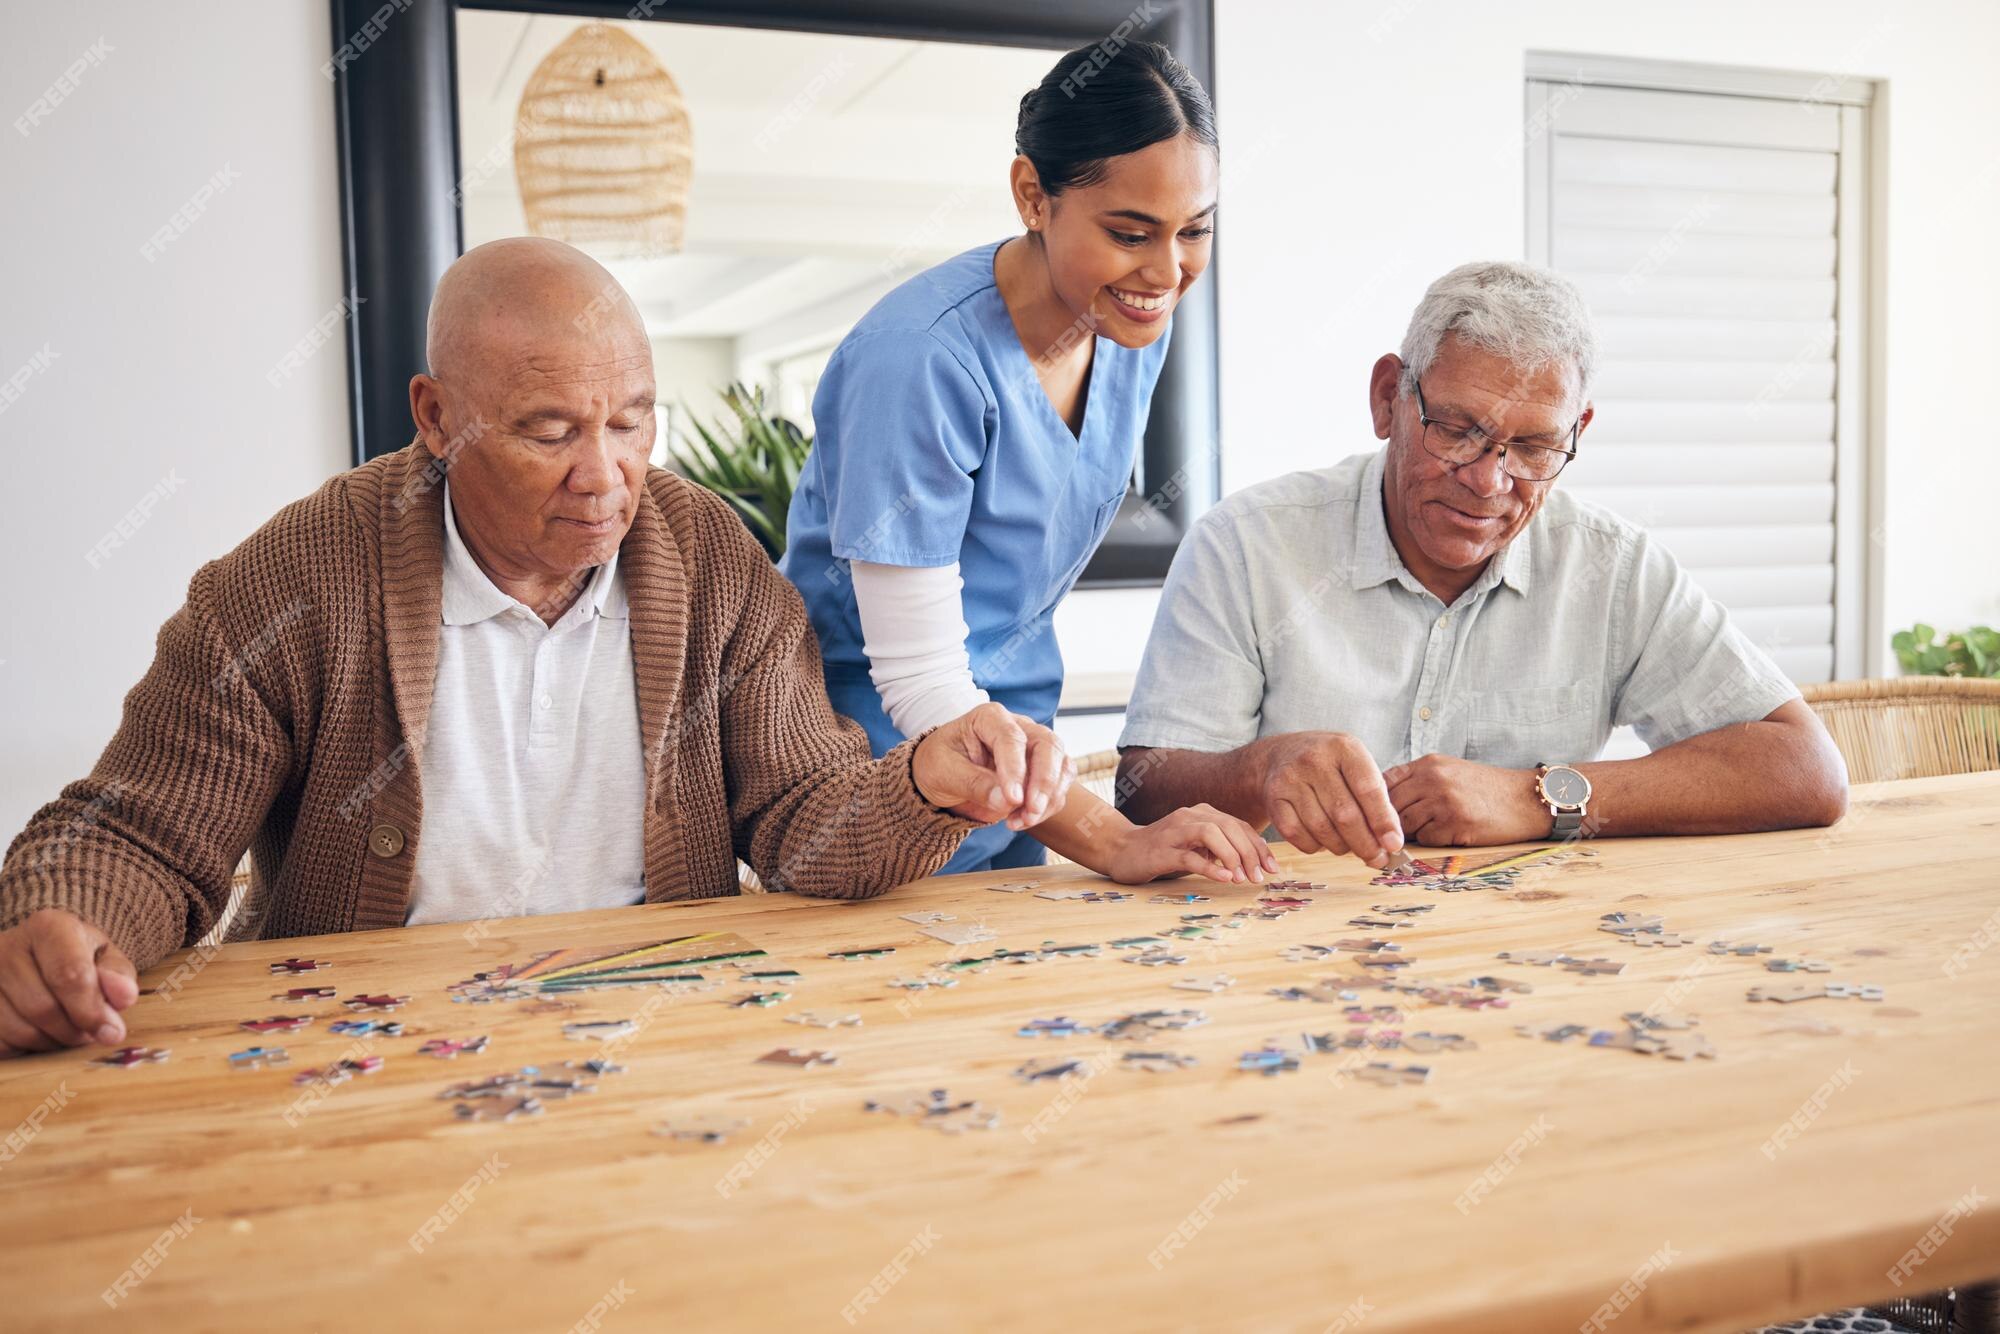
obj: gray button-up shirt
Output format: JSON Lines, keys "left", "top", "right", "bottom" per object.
{"left": 1119, "top": 448, "right": 1798, "bottom": 769}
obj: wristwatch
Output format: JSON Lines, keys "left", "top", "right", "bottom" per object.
{"left": 1535, "top": 763, "right": 1592, "bottom": 840}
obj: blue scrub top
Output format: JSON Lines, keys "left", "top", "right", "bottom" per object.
{"left": 780, "top": 241, "right": 1171, "bottom": 866}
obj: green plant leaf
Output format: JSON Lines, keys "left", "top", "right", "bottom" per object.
{"left": 663, "top": 383, "right": 815, "bottom": 558}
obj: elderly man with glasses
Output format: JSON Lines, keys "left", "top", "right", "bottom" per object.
{"left": 1115, "top": 260, "right": 1848, "bottom": 866}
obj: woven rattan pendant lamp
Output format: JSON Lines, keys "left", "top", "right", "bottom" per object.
{"left": 514, "top": 22, "right": 693, "bottom": 256}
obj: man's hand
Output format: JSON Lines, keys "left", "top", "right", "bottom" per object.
{"left": 1257, "top": 732, "right": 1406, "bottom": 868}
{"left": 1385, "top": 754, "right": 1548, "bottom": 847}
{"left": 0, "top": 908, "right": 140, "bottom": 1058}
{"left": 913, "top": 702, "right": 1075, "bottom": 830}
{"left": 1103, "top": 803, "right": 1281, "bottom": 886}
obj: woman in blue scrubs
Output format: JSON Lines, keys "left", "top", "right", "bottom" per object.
{"left": 782, "top": 40, "right": 1269, "bottom": 882}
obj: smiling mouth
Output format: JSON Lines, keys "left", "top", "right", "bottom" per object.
{"left": 1108, "top": 287, "right": 1170, "bottom": 313}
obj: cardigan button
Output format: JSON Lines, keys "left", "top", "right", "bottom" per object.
{"left": 368, "top": 823, "right": 406, "bottom": 858}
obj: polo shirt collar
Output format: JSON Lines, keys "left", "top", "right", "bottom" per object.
{"left": 1351, "top": 445, "right": 1534, "bottom": 600}
{"left": 440, "top": 480, "right": 621, "bottom": 627}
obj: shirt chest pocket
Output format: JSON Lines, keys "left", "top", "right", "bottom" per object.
{"left": 1464, "top": 681, "right": 1600, "bottom": 769}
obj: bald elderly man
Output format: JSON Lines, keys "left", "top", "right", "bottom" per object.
{"left": 0, "top": 238, "right": 1271, "bottom": 1059}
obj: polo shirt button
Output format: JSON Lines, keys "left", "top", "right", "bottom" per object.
{"left": 368, "top": 823, "right": 406, "bottom": 858}
{"left": 1418, "top": 706, "right": 1433, "bottom": 721}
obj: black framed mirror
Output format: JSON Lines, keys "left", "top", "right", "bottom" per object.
{"left": 331, "top": 0, "right": 1218, "bottom": 586}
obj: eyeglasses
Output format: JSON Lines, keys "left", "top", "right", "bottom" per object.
{"left": 1413, "top": 380, "right": 1581, "bottom": 482}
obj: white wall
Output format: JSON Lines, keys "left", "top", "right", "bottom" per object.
{"left": 1207, "top": 0, "right": 2000, "bottom": 643}
{"left": 0, "top": 2, "right": 350, "bottom": 837}
{"left": 650, "top": 335, "right": 738, "bottom": 458}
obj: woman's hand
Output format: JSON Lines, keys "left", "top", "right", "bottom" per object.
{"left": 1101, "top": 803, "right": 1280, "bottom": 885}
{"left": 911, "top": 702, "right": 1075, "bottom": 829}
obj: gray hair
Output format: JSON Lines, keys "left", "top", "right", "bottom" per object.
{"left": 1397, "top": 260, "right": 1598, "bottom": 410}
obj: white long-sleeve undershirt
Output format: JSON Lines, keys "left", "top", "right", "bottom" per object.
{"left": 849, "top": 559, "right": 991, "bottom": 737}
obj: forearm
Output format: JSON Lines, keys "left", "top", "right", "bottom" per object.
{"left": 1025, "top": 784, "right": 1136, "bottom": 871}
{"left": 737, "top": 723, "right": 976, "bottom": 897}
{"left": 0, "top": 811, "right": 194, "bottom": 971}
{"left": 1116, "top": 742, "right": 1272, "bottom": 827}
{"left": 1573, "top": 707, "right": 1847, "bottom": 837}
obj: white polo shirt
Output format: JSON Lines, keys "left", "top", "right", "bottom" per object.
{"left": 404, "top": 484, "right": 647, "bottom": 925}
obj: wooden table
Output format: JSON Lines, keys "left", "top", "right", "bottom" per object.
{"left": 4, "top": 773, "right": 1998, "bottom": 1333}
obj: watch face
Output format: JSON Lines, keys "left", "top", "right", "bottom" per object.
{"left": 1544, "top": 767, "right": 1588, "bottom": 806}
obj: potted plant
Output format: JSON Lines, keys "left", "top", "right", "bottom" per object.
{"left": 1891, "top": 623, "right": 2000, "bottom": 678}
{"left": 668, "top": 382, "right": 812, "bottom": 560}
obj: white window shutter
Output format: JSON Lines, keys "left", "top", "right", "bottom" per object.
{"left": 1526, "top": 78, "right": 1871, "bottom": 689}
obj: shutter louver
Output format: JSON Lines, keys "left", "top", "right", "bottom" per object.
{"left": 1530, "top": 82, "right": 1853, "bottom": 687}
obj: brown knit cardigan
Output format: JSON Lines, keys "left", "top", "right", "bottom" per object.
{"left": 0, "top": 443, "right": 976, "bottom": 969}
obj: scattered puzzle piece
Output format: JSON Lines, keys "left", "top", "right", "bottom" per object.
{"left": 92, "top": 1046, "right": 170, "bottom": 1069}
{"left": 1403, "top": 1032, "right": 1477, "bottom": 1053}
{"left": 563, "top": 1058, "right": 624, "bottom": 1077}
{"left": 268, "top": 958, "right": 328, "bottom": 975}
{"left": 785, "top": 1011, "right": 862, "bottom": 1028}
{"left": 1599, "top": 912, "right": 1664, "bottom": 935}
{"left": 1100, "top": 1009, "right": 1207, "bottom": 1040}
{"left": 1349, "top": 1061, "right": 1431, "bottom": 1087}
{"left": 865, "top": 1088, "right": 999, "bottom": 1133}
{"left": 1014, "top": 1057, "right": 1087, "bottom": 1082}
{"left": 758, "top": 1048, "right": 837, "bottom": 1068}
{"left": 294, "top": 1055, "right": 384, "bottom": 1085}
{"left": 454, "top": 1095, "right": 542, "bottom": 1122}
{"left": 887, "top": 974, "right": 956, "bottom": 991}
{"left": 228, "top": 1046, "right": 289, "bottom": 1070}
{"left": 654, "top": 1114, "right": 749, "bottom": 1144}
{"left": 1238, "top": 1046, "right": 1301, "bottom": 1076}
{"left": 240, "top": 1015, "right": 313, "bottom": 1034}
